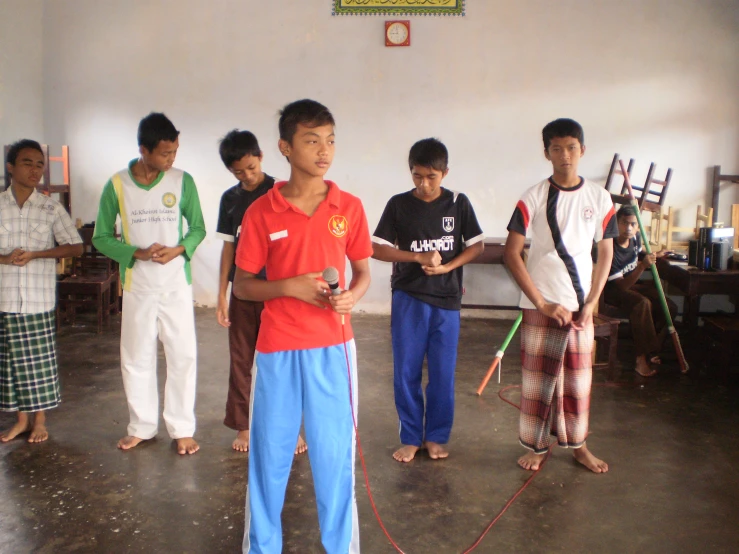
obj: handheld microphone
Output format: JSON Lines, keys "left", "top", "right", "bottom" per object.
{"left": 322, "top": 266, "right": 344, "bottom": 324}
{"left": 322, "top": 266, "right": 342, "bottom": 296}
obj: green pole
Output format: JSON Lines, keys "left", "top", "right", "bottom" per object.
{"left": 477, "top": 311, "right": 523, "bottom": 395}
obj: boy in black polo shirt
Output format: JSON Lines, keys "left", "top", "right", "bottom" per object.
{"left": 215, "top": 129, "right": 306, "bottom": 454}
{"left": 372, "top": 138, "right": 484, "bottom": 463}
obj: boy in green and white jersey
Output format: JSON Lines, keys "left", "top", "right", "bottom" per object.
{"left": 93, "top": 112, "right": 206, "bottom": 455}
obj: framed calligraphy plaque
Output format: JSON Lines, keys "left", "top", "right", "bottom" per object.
{"left": 332, "top": 0, "right": 465, "bottom": 17}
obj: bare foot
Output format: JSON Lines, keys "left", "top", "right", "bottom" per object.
{"left": 232, "top": 430, "right": 249, "bottom": 452}
{"left": 0, "top": 416, "right": 31, "bottom": 442}
{"left": 28, "top": 423, "right": 49, "bottom": 443}
{"left": 294, "top": 435, "right": 307, "bottom": 456}
{"left": 424, "top": 441, "right": 449, "bottom": 460}
{"left": 649, "top": 355, "right": 662, "bottom": 365}
{"left": 176, "top": 437, "right": 199, "bottom": 455}
{"left": 518, "top": 451, "right": 546, "bottom": 471}
{"left": 393, "top": 444, "right": 420, "bottom": 463}
{"left": 635, "top": 356, "right": 657, "bottom": 377}
{"left": 117, "top": 435, "right": 148, "bottom": 450}
{"left": 573, "top": 444, "right": 609, "bottom": 473}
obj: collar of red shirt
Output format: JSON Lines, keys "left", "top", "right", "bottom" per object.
{"left": 268, "top": 180, "right": 341, "bottom": 213}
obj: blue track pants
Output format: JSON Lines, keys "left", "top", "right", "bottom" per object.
{"left": 243, "top": 341, "right": 359, "bottom": 554}
{"left": 391, "top": 290, "right": 460, "bottom": 447}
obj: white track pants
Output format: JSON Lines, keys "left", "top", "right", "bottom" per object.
{"left": 120, "top": 285, "right": 197, "bottom": 439}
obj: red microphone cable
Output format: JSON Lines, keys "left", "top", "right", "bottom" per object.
{"left": 339, "top": 322, "right": 553, "bottom": 554}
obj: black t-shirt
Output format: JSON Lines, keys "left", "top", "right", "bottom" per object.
{"left": 608, "top": 233, "right": 641, "bottom": 281}
{"left": 216, "top": 175, "right": 275, "bottom": 281}
{"left": 372, "top": 188, "right": 484, "bottom": 310}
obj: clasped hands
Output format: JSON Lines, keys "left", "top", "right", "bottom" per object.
{"left": 134, "top": 243, "right": 184, "bottom": 265}
{"left": 416, "top": 250, "right": 450, "bottom": 276}
{"left": 3, "top": 248, "right": 37, "bottom": 267}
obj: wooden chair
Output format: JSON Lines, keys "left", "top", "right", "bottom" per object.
{"left": 648, "top": 205, "right": 713, "bottom": 251}
{"left": 57, "top": 227, "right": 119, "bottom": 333}
{"left": 604, "top": 154, "right": 672, "bottom": 214}
{"left": 695, "top": 205, "right": 714, "bottom": 239}
{"left": 604, "top": 153, "right": 635, "bottom": 206}
{"left": 732, "top": 204, "right": 739, "bottom": 250}
{"left": 711, "top": 166, "right": 739, "bottom": 225}
{"left": 634, "top": 162, "right": 672, "bottom": 213}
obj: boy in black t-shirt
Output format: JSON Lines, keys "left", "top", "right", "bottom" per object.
{"left": 372, "top": 138, "right": 484, "bottom": 463}
{"left": 215, "top": 129, "right": 306, "bottom": 454}
{"left": 603, "top": 205, "right": 676, "bottom": 377}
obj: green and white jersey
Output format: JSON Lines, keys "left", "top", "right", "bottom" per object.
{"left": 92, "top": 160, "right": 206, "bottom": 293}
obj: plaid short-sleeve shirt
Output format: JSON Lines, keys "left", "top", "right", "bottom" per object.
{"left": 0, "top": 188, "right": 82, "bottom": 314}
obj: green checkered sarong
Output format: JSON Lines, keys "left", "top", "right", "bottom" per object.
{"left": 0, "top": 310, "right": 60, "bottom": 412}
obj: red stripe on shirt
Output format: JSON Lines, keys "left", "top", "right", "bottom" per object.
{"left": 516, "top": 200, "right": 530, "bottom": 230}
{"left": 602, "top": 205, "right": 615, "bottom": 235}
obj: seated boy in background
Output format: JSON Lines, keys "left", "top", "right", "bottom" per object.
{"left": 603, "top": 205, "right": 676, "bottom": 377}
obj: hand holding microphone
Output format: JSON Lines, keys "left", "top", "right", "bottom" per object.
{"left": 322, "top": 266, "right": 355, "bottom": 316}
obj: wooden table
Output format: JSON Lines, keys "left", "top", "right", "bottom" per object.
{"left": 461, "top": 237, "right": 529, "bottom": 310}
{"left": 656, "top": 258, "right": 739, "bottom": 328}
{"left": 57, "top": 272, "right": 119, "bottom": 333}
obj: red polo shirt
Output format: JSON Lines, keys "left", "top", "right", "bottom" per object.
{"left": 235, "top": 181, "right": 373, "bottom": 353}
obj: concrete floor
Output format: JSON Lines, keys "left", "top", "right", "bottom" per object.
{"left": 1, "top": 310, "right": 738, "bottom": 554}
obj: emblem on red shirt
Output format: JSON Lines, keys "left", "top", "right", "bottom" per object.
{"left": 328, "top": 215, "right": 348, "bottom": 238}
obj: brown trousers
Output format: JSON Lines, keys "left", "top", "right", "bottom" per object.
{"left": 603, "top": 281, "right": 678, "bottom": 356}
{"left": 223, "top": 292, "right": 263, "bottom": 431}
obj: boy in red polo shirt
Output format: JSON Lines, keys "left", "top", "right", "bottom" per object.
{"left": 233, "top": 99, "right": 371, "bottom": 554}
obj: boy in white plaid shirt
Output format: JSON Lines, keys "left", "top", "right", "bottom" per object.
{"left": 0, "top": 139, "right": 83, "bottom": 443}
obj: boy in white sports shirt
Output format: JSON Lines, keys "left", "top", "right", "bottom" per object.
{"left": 504, "top": 118, "right": 617, "bottom": 474}
{"left": 93, "top": 113, "right": 206, "bottom": 455}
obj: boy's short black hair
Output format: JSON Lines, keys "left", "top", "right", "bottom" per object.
{"left": 219, "top": 130, "right": 261, "bottom": 168}
{"left": 6, "top": 139, "right": 44, "bottom": 166}
{"left": 137, "top": 112, "right": 180, "bottom": 152}
{"left": 542, "top": 118, "right": 584, "bottom": 150}
{"left": 617, "top": 205, "right": 637, "bottom": 220}
{"left": 408, "top": 138, "right": 448, "bottom": 172}
{"left": 278, "top": 99, "right": 335, "bottom": 144}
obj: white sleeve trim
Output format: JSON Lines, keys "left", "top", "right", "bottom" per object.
{"left": 371, "top": 236, "right": 395, "bottom": 247}
{"left": 216, "top": 232, "right": 235, "bottom": 243}
{"left": 464, "top": 233, "right": 485, "bottom": 247}
{"left": 607, "top": 272, "right": 623, "bottom": 282}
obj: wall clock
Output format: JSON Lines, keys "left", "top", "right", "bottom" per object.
{"left": 385, "top": 20, "right": 410, "bottom": 47}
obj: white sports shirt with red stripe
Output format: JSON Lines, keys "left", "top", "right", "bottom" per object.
{"left": 507, "top": 177, "right": 617, "bottom": 312}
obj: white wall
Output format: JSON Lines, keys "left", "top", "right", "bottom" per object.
{"left": 0, "top": 0, "right": 44, "bottom": 183}
{"left": 38, "top": 0, "right": 739, "bottom": 309}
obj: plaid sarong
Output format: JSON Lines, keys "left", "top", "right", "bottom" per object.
{"left": 519, "top": 309, "right": 592, "bottom": 454}
{"left": 0, "top": 310, "right": 60, "bottom": 412}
